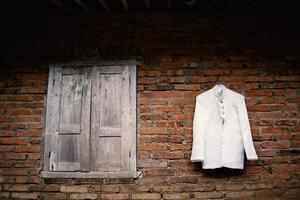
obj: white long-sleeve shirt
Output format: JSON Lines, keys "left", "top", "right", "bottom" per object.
{"left": 191, "top": 84, "right": 258, "bottom": 169}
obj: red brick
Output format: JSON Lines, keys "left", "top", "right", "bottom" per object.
{"left": 152, "top": 152, "right": 183, "bottom": 159}
{"left": 0, "top": 131, "right": 15, "bottom": 137}
{"left": 15, "top": 115, "right": 42, "bottom": 123}
{"left": 16, "top": 130, "right": 42, "bottom": 137}
{"left": 153, "top": 121, "right": 183, "bottom": 128}
{"left": 202, "top": 69, "right": 231, "bottom": 75}
{"left": 140, "top": 128, "right": 168, "bottom": 135}
{"left": 225, "top": 191, "right": 254, "bottom": 198}
{"left": 273, "top": 165, "right": 300, "bottom": 173}
{"left": 140, "top": 99, "right": 168, "bottom": 105}
{"left": 6, "top": 108, "right": 33, "bottom": 115}
{"left": 272, "top": 90, "right": 297, "bottom": 96}
{"left": 152, "top": 136, "right": 183, "bottom": 143}
{"left": 275, "top": 75, "right": 300, "bottom": 81}
{"left": 168, "top": 144, "right": 191, "bottom": 151}
{"left": 138, "top": 77, "right": 158, "bottom": 84}
{"left": 246, "top": 166, "right": 268, "bottom": 174}
{"left": 15, "top": 145, "right": 41, "bottom": 153}
{"left": 145, "top": 169, "right": 173, "bottom": 177}
{"left": 1, "top": 153, "right": 26, "bottom": 160}
{"left": 152, "top": 106, "right": 181, "bottom": 112}
{"left": 19, "top": 86, "right": 45, "bottom": 94}
{"left": 13, "top": 162, "right": 39, "bottom": 168}
{"left": 160, "top": 76, "right": 186, "bottom": 83}
{"left": 175, "top": 84, "right": 200, "bottom": 90}
{"left": 140, "top": 144, "right": 168, "bottom": 151}
{"left": 0, "top": 145, "right": 14, "bottom": 152}
{"left": 245, "top": 76, "right": 273, "bottom": 82}
{"left": 255, "top": 189, "right": 282, "bottom": 197}
{"left": 1, "top": 169, "right": 28, "bottom": 176}
{"left": 245, "top": 90, "right": 272, "bottom": 96}
{"left": 0, "top": 116, "right": 14, "bottom": 122}
{"left": 258, "top": 97, "right": 285, "bottom": 104}
{"left": 7, "top": 95, "right": 44, "bottom": 102}
{"left": 0, "top": 161, "right": 13, "bottom": 167}
{"left": 141, "top": 114, "right": 168, "bottom": 120}
{"left": 194, "top": 191, "right": 223, "bottom": 199}
{"left": 170, "top": 114, "right": 193, "bottom": 120}
{"left": 287, "top": 97, "right": 300, "bottom": 103}
{"left": 170, "top": 161, "right": 193, "bottom": 169}
{"left": 0, "top": 138, "right": 27, "bottom": 145}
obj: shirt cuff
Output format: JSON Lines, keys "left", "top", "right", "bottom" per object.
{"left": 247, "top": 155, "right": 258, "bottom": 160}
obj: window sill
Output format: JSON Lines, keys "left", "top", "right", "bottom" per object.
{"left": 41, "top": 171, "right": 142, "bottom": 179}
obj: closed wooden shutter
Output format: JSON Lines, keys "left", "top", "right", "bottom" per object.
{"left": 45, "top": 67, "right": 91, "bottom": 172}
{"left": 91, "top": 65, "right": 136, "bottom": 172}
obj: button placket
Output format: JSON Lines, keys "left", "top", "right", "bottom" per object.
{"left": 219, "top": 100, "right": 225, "bottom": 167}
{"left": 220, "top": 100, "right": 225, "bottom": 125}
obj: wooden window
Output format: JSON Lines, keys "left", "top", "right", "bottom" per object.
{"left": 42, "top": 63, "right": 139, "bottom": 178}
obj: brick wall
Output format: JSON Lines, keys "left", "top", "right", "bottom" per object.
{"left": 0, "top": 15, "right": 299, "bottom": 199}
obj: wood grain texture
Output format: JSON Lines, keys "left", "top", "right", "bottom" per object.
{"left": 45, "top": 67, "right": 62, "bottom": 171}
{"left": 44, "top": 64, "right": 137, "bottom": 176}
{"left": 45, "top": 66, "right": 92, "bottom": 172}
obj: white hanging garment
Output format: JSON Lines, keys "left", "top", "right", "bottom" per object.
{"left": 191, "top": 84, "right": 258, "bottom": 169}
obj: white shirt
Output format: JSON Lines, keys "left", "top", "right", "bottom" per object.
{"left": 191, "top": 84, "right": 258, "bottom": 169}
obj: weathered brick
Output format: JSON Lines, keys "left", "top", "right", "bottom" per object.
{"left": 70, "top": 193, "right": 97, "bottom": 200}
{"left": 0, "top": 192, "right": 10, "bottom": 199}
{"left": 138, "top": 160, "right": 168, "bottom": 168}
{"left": 39, "top": 193, "right": 67, "bottom": 200}
{"left": 140, "top": 144, "right": 168, "bottom": 151}
{"left": 17, "top": 130, "right": 42, "bottom": 137}
{"left": 60, "top": 186, "right": 89, "bottom": 193}
{"left": 225, "top": 191, "right": 255, "bottom": 198}
{"left": 152, "top": 185, "right": 181, "bottom": 193}
{"left": 152, "top": 152, "right": 183, "bottom": 159}
{"left": 216, "top": 183, "right": 245, "bottom": 191}
{"left": 145, "top": 169, "right": 174, "bottom": 176}
{"left": 3, "top": 184, "right": 29, "bottom": 191}
{"left": 163, "top": 193, "right": 190, "bottom": 199}
{"left": 0, "top": 145, "right": 14, "bottom": 152}
{"left": 101, "top": 185, "right": 119, "bottom": 193}
{"left": 194, "top": 191, "right": 224, "bottom": 199}
{"left": 29, "top": 184, "right": 60, "bottom": 192}
{"left": 1, "top": 153, "right": 26, "bottom": 160}
{"left": 0, "top": 138, "right": 27, "bottom": 145}
{"left": 11, "top": 192, "right": 39, "bottom": 199}
{"left": 132, "top": 193, "right": 161, "bottom": 199}
{"left": 101, "top": 193, "right": 129, "bottom": 200}
{"left": 15, "top": 145, "right": 41, "bottom": 153}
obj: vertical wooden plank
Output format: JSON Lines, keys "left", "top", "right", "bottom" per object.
{"left": 58, "top": 134, "right": 80, "bottom": 171}
{"left": 46, "top": 66, "right": 91, "bottom": 172}
{"left": 91, "top": 66, "right": 124, "bottom": 172}
{"left": 59, "top": 74, "right": 83, "bottom": 132}
{"left": 90, "top": 65, "right": 137, "bottom": 172}
{"left": 121, "top": 65, "right": 137, "bottom": 172}
{"left": 57, "top": 72, "right": 83, "bottom": 171}
{"left": 120, "top": 66, "right": 130, "bottom": 171}
{"left": 80, "top": 67, "right": 91, "bottom": 171}
{"left": 128, "top": 65, "right": 137, "bottom": 172}
{"left": 91, "top": 66, "right": 100, "bottom": 171}
{"left": 44, "top": 67, "right": 62, "bottom": 171}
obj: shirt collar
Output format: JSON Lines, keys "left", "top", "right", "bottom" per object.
{"left": 212, "top": 84, "right": 227, "bottom": 101}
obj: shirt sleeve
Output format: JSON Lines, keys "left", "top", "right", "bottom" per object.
{"left": 238, "top": 96, "right": 258, "bottom": 160}
{"left": 191, "top": 97, "right": 206, "bottom": 162}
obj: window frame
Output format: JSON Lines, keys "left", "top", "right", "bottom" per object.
{"left": 41, "top": 60, "right": 141, "bottom": 179}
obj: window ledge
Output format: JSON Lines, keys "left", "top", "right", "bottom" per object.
{"left": 41, "top": 171, "right": 142, "bottom": 179}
